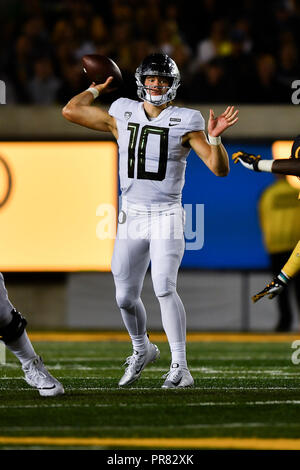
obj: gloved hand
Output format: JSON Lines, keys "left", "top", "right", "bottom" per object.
{"left": 232, "top": 151, "right": 261, "bottom": 171}
{"left": 252, "top": 275, "right": 287, "bottom": 303}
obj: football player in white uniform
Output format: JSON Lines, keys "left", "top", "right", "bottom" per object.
{"left": 63, "top": 53, "right": 238, "bottom": 388}
{"left": 0, "top": 273, "right": 64, "bottom": 396}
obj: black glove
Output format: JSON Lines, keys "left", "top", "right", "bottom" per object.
{"left": 232, "top": 151, "right": 261, "bottom": 171}
{"left": 252, "top": 275, "right": 287, "bottom": 303}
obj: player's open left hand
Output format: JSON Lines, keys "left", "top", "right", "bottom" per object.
{"left": 208, "top": 106, "right": 239, "bottom": 137}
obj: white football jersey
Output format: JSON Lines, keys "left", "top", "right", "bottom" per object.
{"left": 108, "top": 97, "right": 205, "bottom": 205}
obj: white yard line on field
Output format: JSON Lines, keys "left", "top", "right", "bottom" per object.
{"left": 1, "top": 400, "right": 300, "bottom": 409}
{"left": 1, "top": 386, "right": 300, "bottom": 391}
{"left": 2, "top": 364, "right": 300, "bottom": 376}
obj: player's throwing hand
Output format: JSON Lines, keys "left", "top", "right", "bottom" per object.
{"left": 89, "top": 76, "right": 114, "bottom": 94}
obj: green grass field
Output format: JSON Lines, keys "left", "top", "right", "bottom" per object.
{"left": 1, "top": 334, "right": 300, "bottom": 450}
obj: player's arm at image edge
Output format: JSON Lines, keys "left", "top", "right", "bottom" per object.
{"left": 271, "top": 158, "right": 300, "bottom": 177}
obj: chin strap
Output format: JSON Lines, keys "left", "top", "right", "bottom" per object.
{"left": 144, "top": 91, "right": 167, "bottom": 106}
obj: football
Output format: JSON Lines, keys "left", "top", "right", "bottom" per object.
{"left": 82, "top": 54, "right": 123, "bottom": 90}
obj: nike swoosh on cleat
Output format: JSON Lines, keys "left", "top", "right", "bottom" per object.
{"left": 135, "top": 365, "right": 144, "bottom": 374}
{"left": 39, "top": 385, "right": 56, "bottom": 390}
{"left": 171, "top": 377, "right": 182, "bottom": 386}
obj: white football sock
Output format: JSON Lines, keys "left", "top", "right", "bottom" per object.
{"left": 169, "top": 341, "right": 187, "bottom": 368}
{"left": 130, "top": 332, "right": 150, "bottom": 353}
{"left": 5, "top": 331, "right": 37, "bottom": 367}
{"left": 157, "top": 291, "right": 187, "bottom": 368}
{"left": 120, "top": 298, "right": 149, "bottom": 352}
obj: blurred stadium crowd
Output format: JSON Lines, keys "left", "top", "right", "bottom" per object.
{"left": 1, "top": 0, "right": 300, "bottom": 104}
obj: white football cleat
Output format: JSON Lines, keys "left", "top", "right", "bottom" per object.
{"left": 118, "top": 343, "right": 160, "bottom": 387}
{"left": 162, "top": 363, "right": 194, "bottom": 389}
{"left": 22, "top": 355, "right": 65, "bottom": 397}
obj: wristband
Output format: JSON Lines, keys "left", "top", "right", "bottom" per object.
{"left": 86, "top": 87, "right": 99, "bottom": 99}
{"left": 208, "top": 134, "right": 221, "bottom": 145}
{"left": 278, "top": 271, "right": 290, "bottom": 284}
{"left": 257, "top": 160, "right": 273, "bottom": 173}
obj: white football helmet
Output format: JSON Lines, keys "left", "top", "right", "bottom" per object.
{"left": 135, "top": 53, "right": 181, "bottom": 106}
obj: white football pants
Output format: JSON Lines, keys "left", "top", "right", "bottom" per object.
{"left": 0, "top": 272, "right": 36, "bottom": 365}
{"left": 0, "top": 273, "right": 14, "bottom": 328}
{"left": 111, "top": 202, "right": 187, "bottom": 357}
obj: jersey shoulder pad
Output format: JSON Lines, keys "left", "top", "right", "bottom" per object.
{"left": 108, "top": 97, "right": 138, "bottom": 120}
{"left": 185, "top": 108, "right": 205, "bottom": 133}
{"left": 172, "top": 106, "right": 205, "bottom": 133}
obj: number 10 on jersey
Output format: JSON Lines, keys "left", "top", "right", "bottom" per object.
{"left": 127, "top": 123, "right": 169, "bottom": 181}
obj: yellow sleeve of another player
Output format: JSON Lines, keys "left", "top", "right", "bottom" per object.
{"left": 282, "top": 240, "right": 300, "bottom": 278}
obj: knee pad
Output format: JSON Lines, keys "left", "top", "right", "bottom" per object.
{"left": 153, "top": 275, "right": 176, "bottom": 298}
{"left": 116, "top": 293, "right": 136, "bottom": 310}
{"left": 0, "top": 309, "right": 27, "bottom": 344}
{"left": 115, "top": 287, "right": 139, "bottom": 310}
